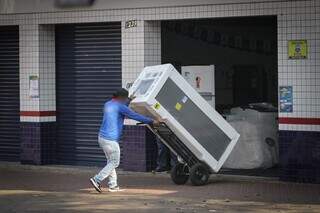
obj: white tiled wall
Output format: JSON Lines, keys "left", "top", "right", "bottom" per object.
{"left": 122, "top": 20, "right": 161, "bottom": 126}
{"left": 121, "top": 20, "right": 161, "bottom": 89}
{"left": 277, "top": 0, "right": 320, "bottom": 131}
{"left": 19, "top": 24, "right": 40, "bottom": 122}
{"left": 39, "top": 25, "right": 56, "bottom": 122}
{"left": 19, "top": 24, "right": 56, "bottom": 122}
{"left": 0, "top": 0, "right": 319, "bottom": 131}
{"left": 121, "top": 20, "right": 145, "bottom": 88}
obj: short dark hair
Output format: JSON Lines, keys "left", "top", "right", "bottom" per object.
{"left": 113, "top": 88, "right": 129, "bottom": 98}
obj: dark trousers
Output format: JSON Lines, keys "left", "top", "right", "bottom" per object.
{"left": 156, "top": 138, "right": 176, "bottom": 170}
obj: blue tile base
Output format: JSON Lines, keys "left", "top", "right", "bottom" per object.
{"left": 279, "top": 130, "right": 320, "bottom": 184}
{"left": 121, "top": 125, "right": 158, "bottom": 172}
{"left": 21, "top": 122, "right": 56, "bottom": 165}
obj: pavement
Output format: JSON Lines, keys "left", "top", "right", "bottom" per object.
{"left": 0, "top": 163, "right": 319, "bottom": 213}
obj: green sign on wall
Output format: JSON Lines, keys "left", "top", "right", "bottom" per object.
{"left": 288, "top": 40, "right": 308, "bottom": 59}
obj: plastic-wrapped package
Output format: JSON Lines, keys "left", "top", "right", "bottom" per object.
{"left": 224, "top": 107, "right": 278, "bottom": 169}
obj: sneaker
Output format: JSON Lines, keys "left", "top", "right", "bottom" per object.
{"left": 155, "top": 167, "right": 170, "bottom": 173}
{"left": 90, "top": 178, "right": 102, "bottom": 193}
{"left": 108, "top": 186, "right": 124, "bottom": 192}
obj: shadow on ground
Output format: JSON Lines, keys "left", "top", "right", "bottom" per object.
{"left": 0, "top": 168, "right": 319, "bottom": 212}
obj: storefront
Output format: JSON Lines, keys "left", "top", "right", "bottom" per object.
{"left": 0, "top": 25, "right": 20, "bottom": 162}
{"left": 55, "top": 22, "right": 121, "bottom": 166}
{"left": 162, "top": 16, "right": 279, "bottom": 176}
{"left": 0, "top": 0, "right": 319, "bottom": 183}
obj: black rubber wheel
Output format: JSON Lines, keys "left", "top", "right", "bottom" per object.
{"left": 170, "top": 163, "right": 189, "bottom": 185}
{"left": 189, "top": 163, "right": 210, "bottom": 186}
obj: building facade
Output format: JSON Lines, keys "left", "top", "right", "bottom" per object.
{"left": 0, "top": 0, "right": 319, "bottom": 183}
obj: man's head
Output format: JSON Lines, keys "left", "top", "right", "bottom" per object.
{"left": 112, "top": 88, "right": 129, "bottom": 103}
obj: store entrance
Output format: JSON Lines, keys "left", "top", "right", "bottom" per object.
{"left": 161, "top": 16, "right": 278, "bottom": 177}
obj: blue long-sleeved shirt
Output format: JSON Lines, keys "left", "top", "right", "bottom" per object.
{"left": 99, "top": 99, "right": 153, "bottom": 142}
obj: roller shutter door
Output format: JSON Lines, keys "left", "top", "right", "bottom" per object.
{"left": 55, "top": 22, "right": 121, "bottom": 166}
{"left": 0, "top": 26, "right": 20, "bottom": 161}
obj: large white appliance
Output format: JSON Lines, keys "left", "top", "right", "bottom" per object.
{"left": 129, "top": 64, "right": 240, "bottom": 185}
{"left": 181, "top": 65, "right": 215, "bottom": 108}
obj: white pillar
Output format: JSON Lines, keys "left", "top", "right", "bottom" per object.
{"left": 19, "top": 24, "right": 56, "bottom": 122}
{"left": 121, "top": 20, "right": 161, "bottom": 88}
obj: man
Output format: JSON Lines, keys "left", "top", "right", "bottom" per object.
{"left": 155, "top": 138, "right": 177, "bottom": 172}
{"left": 90, "top": 88, "right": 160, "bottom": 193}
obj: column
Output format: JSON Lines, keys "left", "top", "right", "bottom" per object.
{"left": 20, "top": 24, "right": 56, "bottom": 165}
{"left": 120, "top": 20, "right": 161, "bottom": 171}
{"left": 121, "top": 20, "right": 161, "bottom": 88}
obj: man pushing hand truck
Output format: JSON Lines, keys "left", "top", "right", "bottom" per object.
{"left": 90, "top": 88, "right": 161, "bottom": 193}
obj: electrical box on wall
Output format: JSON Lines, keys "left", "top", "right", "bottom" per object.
{"left": 181, "top": 65, "right": 215, "bottom": 108}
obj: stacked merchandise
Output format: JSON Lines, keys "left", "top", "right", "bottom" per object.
{"left": 224, "top": 104, "right": 278, "bottom": 169}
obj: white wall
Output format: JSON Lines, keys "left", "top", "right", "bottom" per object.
{"left": 0, "top": 0, "right": 295, "bottom": 14}
{"left": 0, "top": 0, "right": 319, "bottom": 131}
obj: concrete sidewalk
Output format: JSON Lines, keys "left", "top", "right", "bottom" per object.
{"left": 0, "top": 163, "right": 319, "bottom": 213}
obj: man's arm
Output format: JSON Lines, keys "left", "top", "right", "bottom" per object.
{"left": 119, "top": 104, "right": 153, "bottom": 124}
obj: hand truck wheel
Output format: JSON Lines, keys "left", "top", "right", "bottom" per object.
{"left": 170, "top": 163, "right": 189, "bottom": 185}
{"left": 189, "top": 163, "right": 210, "bottom": 186}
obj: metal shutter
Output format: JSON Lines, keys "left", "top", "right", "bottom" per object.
{"left": 0, "top": 26, "right": 20, "bottom": 161}
{"left": 56, "top": 23, "right": 121, "bottom": 166}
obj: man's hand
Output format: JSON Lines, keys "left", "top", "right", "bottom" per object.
{"left": 153, "top": 118, "right": 164, "bottom": 126}
{"left": 129, "top": 92, "right": 136, "bottom": 101}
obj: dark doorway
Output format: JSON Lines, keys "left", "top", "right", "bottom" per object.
{"left": 162, "top": 16, "right": 278, "bottom": 112}
{"left": 161, "top": 16, "right": 279, "bottom": 177}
